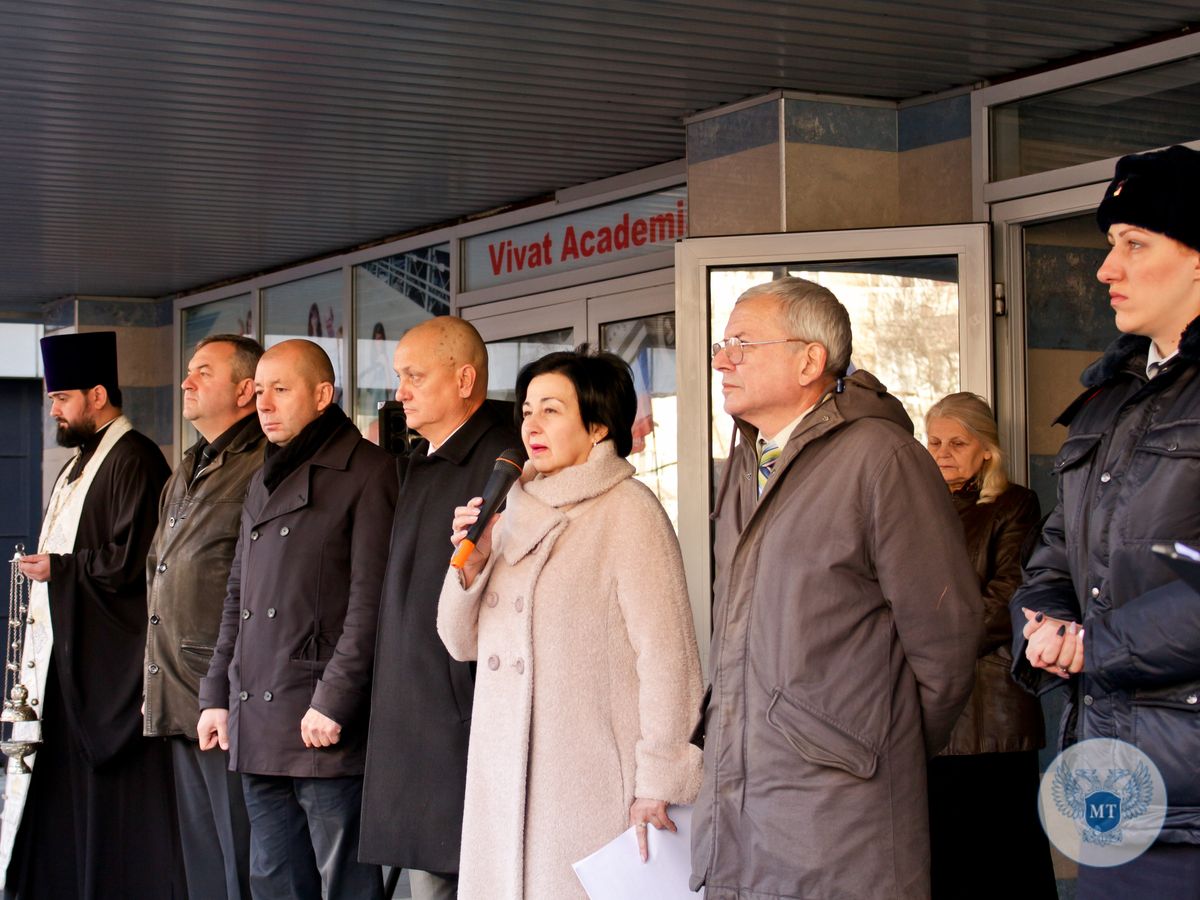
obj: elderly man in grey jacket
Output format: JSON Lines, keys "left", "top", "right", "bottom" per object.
{"left": 692, "top": 277, "right": 982, "bottom": 900}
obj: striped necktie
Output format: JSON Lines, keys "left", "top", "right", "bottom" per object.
{"left": 757, "top": 439, "right": 781, "bottom": 496}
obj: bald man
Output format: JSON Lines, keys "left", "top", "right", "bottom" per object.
{"left": 359, "top": 317, "right": 522, "bottom": 899}
{"left": 199, "top": 339, "right": 397, "bottom": 900}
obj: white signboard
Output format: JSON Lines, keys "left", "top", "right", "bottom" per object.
{"left": 463, "top": 187, "right": 687, "bottom": 292}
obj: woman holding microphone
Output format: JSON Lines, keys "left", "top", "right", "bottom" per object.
{"left": 439, "top": 347, "right": 703, "bottom": 900}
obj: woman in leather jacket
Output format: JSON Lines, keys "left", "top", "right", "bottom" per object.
{"left": 1012, "top": 144, "right": 1200, "bottom": 897}
{"left": 924, "top": 392, "right": 1057, "bottom": 899}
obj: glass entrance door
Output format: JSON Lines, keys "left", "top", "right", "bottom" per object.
{"left": 463, "top": 270, "right": 677, "bottom": 522}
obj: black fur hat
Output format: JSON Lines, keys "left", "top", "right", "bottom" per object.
{"left": 1096, "top": 145, "right": 1200, "bottom": 252}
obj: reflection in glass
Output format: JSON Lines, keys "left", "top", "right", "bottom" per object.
{"left": 1021, "top": 213, "right": 1114, "bottom": 513}
{"left": 990, "top": 54, "right": 1200, "bottom": 180}
{"left": 180, "top": 293, "right": 255, "bottom": 447}
{"left": 601, "top": 314, "right": 678, "bottom": 531}
{"left": 353, "top": 244, "right": 450, "bottom": 442}
{"left": 708, "top": 261, "right": 960, "bottom": 476}
{"left": 484, "top": 328, "right": 575, "bottom": 403}
{"left": 264, "top": 270, "right": 345, "bottom": 407}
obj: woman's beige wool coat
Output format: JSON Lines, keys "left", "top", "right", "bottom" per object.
{"left": 438, "top": 442, "right": 704, "bottom": 900}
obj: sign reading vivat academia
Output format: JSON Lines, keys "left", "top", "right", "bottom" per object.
{"left": 462, "top": 187, "right": 687, "bottom": 292}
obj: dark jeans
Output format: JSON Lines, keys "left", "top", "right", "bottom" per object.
{"left": 172, "top": 737, "right": 252, "bottom": 900}
{"left": 241, "top": 772, "right": 383, "bottom": 900}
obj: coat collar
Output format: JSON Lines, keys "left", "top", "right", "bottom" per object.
{"left": 1056, "top": 314, "right": 1200, "bottom": 426}
{"left": 498, "top": 441, "right": 633, "bottom": 566}
{"left": 415, "top": 399, "right": 515, "bottom": 466}
{"left": 252, "top": 417, "right": 360, "bottom": 522}
{"left": 183, "top": 414, "right": 264, "bottom": 478}
{"left": 1081, "top": 314, "right": 1200, "bottom": 388}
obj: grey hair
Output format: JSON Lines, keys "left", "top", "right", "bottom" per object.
{"left": 925, "top": 391, "right": 1009, "bottom": 504}
{"left": 736, "top": 277, "right": 852, "bottom": 376}
{"left": 196, "top": 334, "right": 265, "bottom": 383}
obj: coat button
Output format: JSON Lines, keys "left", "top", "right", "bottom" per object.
{"left": 1187, "top": 695, "right": 1198, "bottom": 705}
{"left": 157, "top": 563, "right": 167, "bottom": 573}
{"left": 267, "top": 608, "right": 276, "bottom": 618}
{"left": 239, "top": 690, "right": 249, "bottom": 701}
{"left": 1091, "top": 587, "right": 1100, "bottom": 597}
{"left": 515, "top": 658, "right": 525, "bottom": 674}
{"left": 1083, "top": 694, "right": 1094, "bottom": 706}
{"left": 168, "top": 516, "right": 176, "bottom": 527}
{"left": 147, "top": 664, "right": 159, "bottom": 674}
{"left": 1099, "top": 472, "right": 1111, "bottom": 483}
{"left": 251, "top": 530, "right": 260, "bottom": 541}
{"left": 280, "top": 526, "right": 290, "bottom": 536}
{"left": 150, "top": 614, "right": 160, "bottom": 625}
{"left": 485, "top": 592, "right": 499, "bottom": 608}
{"left": 263, "top": 691, "right": 273, "bottom": 702}
{"left": 242, "top": 609, "right": 252, "bottom": 620}
{"left": 514, "top": 596, "right": 524, "bottom": 612}
{"left": 487, "top": 655, "right": 500, "bottom": 671}
{"left": 1168, "top": 442, "right": 1179, "bottom": 452}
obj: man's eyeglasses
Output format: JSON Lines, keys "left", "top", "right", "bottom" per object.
{"left": 711, "top": 337, "right": 807, "bottom": 365}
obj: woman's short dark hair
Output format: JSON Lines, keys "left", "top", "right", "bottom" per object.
{"left": 514, "top": 346, "right": 637, "bottom": 458}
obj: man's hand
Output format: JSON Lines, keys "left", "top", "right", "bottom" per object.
{"left": 300, "top": 708, "right": 342, "bottom": 748}
{"left": 198, "top": 708, "right": 229, "bottom": 751}
{"left": 17, "top": 554, "right": 51, "bottom": 583}
{"left": 1021, "top": 607, "right": 1084, "bottom": 678}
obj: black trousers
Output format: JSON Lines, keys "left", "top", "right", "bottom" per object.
{"left": 171, "top": 737, "right": 251, "bottom": 900}
{"left": 928, "top": 751, "right": 1058, "bottom": 900}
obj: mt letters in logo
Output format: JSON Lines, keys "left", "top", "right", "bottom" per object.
{"left": 1038, "top": 738, "right": 1167, "bottom": 867}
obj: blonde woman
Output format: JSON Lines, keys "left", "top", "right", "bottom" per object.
{"left": 925, "top": 392, "right": 1055, "bottom": 899}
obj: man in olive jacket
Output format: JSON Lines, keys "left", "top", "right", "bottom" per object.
{"left": 199, "top": 339, "right": 397, "bottom": 900}
{"left": 145, "top": 334, "right": 264, "bottom": 900}
{"left": 692, "top": 278, "right": 981, "bottom": 900}
{"left": 360, "top": 316, "right": 522, "bottom": 900}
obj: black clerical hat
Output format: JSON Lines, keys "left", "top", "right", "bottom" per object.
{"left": 41, "top": 331, "right": 119, "bottom": 394}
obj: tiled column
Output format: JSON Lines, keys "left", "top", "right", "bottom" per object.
{"left": 686, "top": 91, "right": 973, "bottom": 236}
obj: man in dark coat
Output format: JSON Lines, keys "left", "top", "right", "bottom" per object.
{"left": 5, "top": 330, "right": 182, "bottom": 899}
{"left": 144, "top": 334, "right": 265, "bottom": 900}
{"left": 359, "top": 316, "right": 522, "bottom": 900}
{"left": 198, "top": 339, "right": 397, "bottom": 900}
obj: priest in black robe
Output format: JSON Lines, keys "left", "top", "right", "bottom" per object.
{"left": 3, "top": 331, "right": 184, "bottom": 899}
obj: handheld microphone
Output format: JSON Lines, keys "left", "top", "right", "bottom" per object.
{"left": 450, "top": 449, "right": 525, "bottom": 569}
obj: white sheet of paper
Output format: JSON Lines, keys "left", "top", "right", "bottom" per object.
{"left": 572, "top": 804, "right": 704, "bottom": 899}
{"left": 1175, "top": 541, "right": 1200, "bottom": 562}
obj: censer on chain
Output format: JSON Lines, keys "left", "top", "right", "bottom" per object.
{"left": 2, "top": 544, "right": 41, "bottom": 774}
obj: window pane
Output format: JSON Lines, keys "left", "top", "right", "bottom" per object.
{"left": 601, "top": 314, "right": 678, "bottom": 530}
{"left": 991, "top": 54, "right": 1200, "bottom": 180}
{"left": 484, "top": 328, "right": 575, "bottom": 402}
{"left": 179, "top": 293, "right": 254, "bottom": 447}
{"left": 1021, "top": 213, "right": 1115, "bottom": 513}
{"left": 709, "top": 260, "right": 960, "bottom": 473}
{"left": 353, "top": 244, "right": 450, "bottom": 442}
{"left": 263, "top": 270, "right": 346, "bottom": 407}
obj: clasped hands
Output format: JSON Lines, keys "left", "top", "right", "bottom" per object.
{"left": 1021, "top": 607, "right": 1084, "bottom": 679}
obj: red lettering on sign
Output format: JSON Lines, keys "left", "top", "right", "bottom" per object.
{"left": 561, "top": 226, "right": 579, "bottom": 261}
{"left": 631, "top": 218, "right": 647, "bottom": 246}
